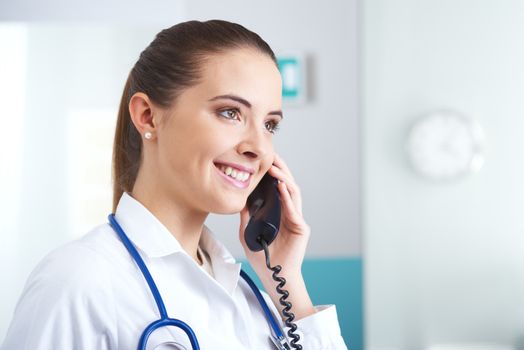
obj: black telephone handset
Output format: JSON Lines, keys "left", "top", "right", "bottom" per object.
{"left": 245, "top": 173, "right": 281, "bottom": 252}
{"left": 244, "top": 172, "right": 303, "bottom": 349}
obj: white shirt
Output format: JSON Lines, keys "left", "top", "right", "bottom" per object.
{"left": 1, "top": 192, "right": 348, "bottom": 349}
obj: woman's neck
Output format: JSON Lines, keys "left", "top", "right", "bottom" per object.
{"left": 130, "top": 180, "right": 208, "bottom": 265}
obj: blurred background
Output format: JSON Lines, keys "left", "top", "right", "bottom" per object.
{"left": 1, "top": 1, "right": 523, "bottom": 349}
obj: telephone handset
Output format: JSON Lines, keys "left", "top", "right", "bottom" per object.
{"left": 245, "top": 173, "right": 281, "bottom": 252}
{"left": 243, "top": 172, "right": 303, "bottom": 349}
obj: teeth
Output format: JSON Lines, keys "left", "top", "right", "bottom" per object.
{"left": 219, "top": 165, "right": 250, "bottom": 182}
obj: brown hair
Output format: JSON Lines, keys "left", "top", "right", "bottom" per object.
{"left": 111, "top": 20, "right": 277, "bottom": 212}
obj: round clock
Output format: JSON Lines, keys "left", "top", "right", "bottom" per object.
{"left": 406, "top": 110, "right": 485, "bottom": 180}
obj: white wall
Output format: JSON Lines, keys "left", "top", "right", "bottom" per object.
{"left": 363, "top": 1, "right": 524, "bottom": 349}
{"left": 0, "top": 23, "right": 166, "bottom": 341}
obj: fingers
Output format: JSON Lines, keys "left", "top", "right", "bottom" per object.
{"left": 267, "top": 165, "right": 302, "bottom": 208}
{"left": 268, "top": 165, "right": 301, "bottom": 196}
{"left": 272, "top": 153, "right": 295, "bottom": 182}
{"left": 277, "top": 181, "right": 303, "bottom": 222}
{"left": 268, "top": 166, "right": 303, "bottom": 217}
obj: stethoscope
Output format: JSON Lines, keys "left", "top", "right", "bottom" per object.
{"left": 108, "top": 214, "right": 291, "bottom": 350}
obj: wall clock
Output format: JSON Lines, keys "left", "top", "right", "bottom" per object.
{"left": 406, "top": 110, "right": 485, "bottom": 180}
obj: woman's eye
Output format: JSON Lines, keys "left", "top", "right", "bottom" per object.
{"left": 218, "top": 108, "right": 240, "bottom": 120}
{"left": 218, "top": 108, "right": 280, "bottom": 134}
{"left": 265, "top": 120, "right": 281, "bottom": 134}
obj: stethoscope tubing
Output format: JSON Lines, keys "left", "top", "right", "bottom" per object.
{"left": 107, "top": 213, "right": 285, "bottom": 350}
{"left": 138, "top": 318, "right": 199, "bottom": 350}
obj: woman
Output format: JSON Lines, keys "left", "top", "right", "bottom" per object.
{"left": 2, "top": 20, "right": 347, "bottom": 349}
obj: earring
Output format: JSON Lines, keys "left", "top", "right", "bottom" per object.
{"left": 144, "top": 131, "right": 152, "bottom": 140}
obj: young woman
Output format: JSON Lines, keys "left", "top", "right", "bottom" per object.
{"left": 2, "top": 20, "right": 347, "bottom": 349}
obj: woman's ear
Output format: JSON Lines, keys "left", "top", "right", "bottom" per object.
{"left": 129, "top": 92, "right": 157, "bottom": 138}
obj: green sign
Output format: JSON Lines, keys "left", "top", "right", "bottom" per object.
{"left": 277, "top": 57, "right": 301, "bottom": 100}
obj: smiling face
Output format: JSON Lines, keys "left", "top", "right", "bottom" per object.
{"left": 152, "top": 48, "right": 283, "bottom": 214}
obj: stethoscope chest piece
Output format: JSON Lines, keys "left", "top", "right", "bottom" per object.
{"left": 151, "top": 342, "right": 188, "bottom": 350}
{"left": 270, "top": 334, "right": 292, "bottom": 350}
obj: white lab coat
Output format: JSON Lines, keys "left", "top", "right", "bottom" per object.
{"left": 1, "top": 192, "right": 348, "bottom": 349}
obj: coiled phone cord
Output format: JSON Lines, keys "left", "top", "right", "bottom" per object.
{"left": 259, "top": 238, "right": 303, "bottom": 350}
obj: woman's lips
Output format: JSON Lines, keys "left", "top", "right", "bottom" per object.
{"left": 214, "top": 163, "right": 251, "bottom": 189}
{"left": 213, "top": 161, "right": 255, "bottom": 174}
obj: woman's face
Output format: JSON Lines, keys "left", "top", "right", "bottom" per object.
{"left": 154, "top": 48, "right": 283, "bottom": 214}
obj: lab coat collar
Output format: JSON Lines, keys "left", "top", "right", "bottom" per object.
{"left": 199, "top": 224, "right": 242, "bottom": 295}
{"left": 114, "top": 192, "right": 241, "bottom": 295}
{"left": 114, "top": 192, "right": 184, "bottom": 257}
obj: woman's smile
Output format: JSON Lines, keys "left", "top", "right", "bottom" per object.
{"left": 213, "top": 161, "right": 253, "bottom": 189}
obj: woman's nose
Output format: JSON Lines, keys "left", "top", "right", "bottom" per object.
{"left": 237, "top": 124, "right": 271, "bottom": 159}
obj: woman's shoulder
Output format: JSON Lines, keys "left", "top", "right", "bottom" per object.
{"left": 23, "top": 223, "right": 126, "bottom": 299}
{"left": 3, "top": 224, "right": 122, "bottom": 348}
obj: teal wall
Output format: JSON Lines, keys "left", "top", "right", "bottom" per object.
{"left": 240, "top": 258, "right": 363, "bottom": 350}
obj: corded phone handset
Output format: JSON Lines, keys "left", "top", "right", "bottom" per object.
{"left": 245, "top": 173, "right": 281, "bottom": 251}
{"left": 245, "top": 173, "right": 303, "bottom": 350}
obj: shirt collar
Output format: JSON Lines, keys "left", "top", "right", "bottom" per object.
{"left": 200, "top": 224, "right": 242, "bottom": 295}
{"left": 114, "top": 192, "right": 241, "bottom": 294}
{"left": 114, "top": 192, "right": 184, "bottom": 257}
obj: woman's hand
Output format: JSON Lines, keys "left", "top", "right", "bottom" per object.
{"left": 239, "top": 153, "right": 315, "bottom": 320}
{"left": 239, "top": 153, "right": 310, "bottom": 276}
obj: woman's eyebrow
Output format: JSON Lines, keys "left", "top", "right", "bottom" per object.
{"left": 208, "top": 94, "right": 284, "bottom": 119}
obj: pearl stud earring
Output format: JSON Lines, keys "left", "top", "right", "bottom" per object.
{"left": 144, "top": 132, "right": 152, "bottom": 140}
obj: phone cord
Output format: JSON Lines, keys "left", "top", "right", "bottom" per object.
{"left": 259, "top": 238, "right": 303, "bottom": 350}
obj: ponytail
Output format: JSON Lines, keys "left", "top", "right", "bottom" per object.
{"left": 111, "top": 75, "right": 142, "bottom": 212}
